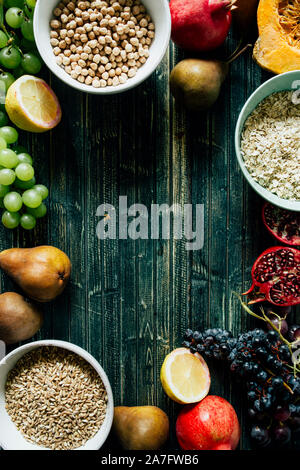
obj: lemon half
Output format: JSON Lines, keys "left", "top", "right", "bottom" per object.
{"left": 5, "top": 75, "right": 62, "bottom": 133}
{"left": 160, "top": 348, "right": 211, "bottom": 404}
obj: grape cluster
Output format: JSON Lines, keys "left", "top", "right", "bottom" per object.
{"left": 0, "top": 125, "right": 48, "bottom": 230}
{"left": 0, "top": 1, "right": 40, "bottom": 125}
{"left": 183, "top": 322, "right": 300, "bottom": 448}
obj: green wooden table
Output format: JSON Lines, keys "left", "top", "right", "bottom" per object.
{"left": 1, "top": 31, "right": 299, "bottom": 451}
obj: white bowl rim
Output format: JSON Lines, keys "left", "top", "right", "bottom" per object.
{"left": 33, "top": 0, "right": 171, "bottom": 95}
{"left": 235, "top": 70, "right": 300, "bottom": 212}
{"left": 0, "top": 339, "right": 114, "bottom": 450}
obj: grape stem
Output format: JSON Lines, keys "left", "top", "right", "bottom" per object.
{"left": 233, "top": 292, "right": 300, "bottom": 377}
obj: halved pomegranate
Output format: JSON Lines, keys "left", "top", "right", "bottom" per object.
{"left": 244, "top": 247, "right": 300, "bottom": 307}
{"left": 262, "top": 203, "right": 300, "bottom": 246}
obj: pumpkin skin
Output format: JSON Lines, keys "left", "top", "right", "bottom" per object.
{"left": 253, "top": 0, "right": 300, "bottom": 74}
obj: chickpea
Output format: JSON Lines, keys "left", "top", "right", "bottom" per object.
{"left": 50, "top": 0, "right": 155, "bottom": 87}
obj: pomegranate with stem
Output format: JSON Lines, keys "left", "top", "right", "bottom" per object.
{"left": 262, "top": 203, "right": 300, "bottom": 246}
{"left": 170, "top": 0, "right": 236, "bottom": 52}
{"left": 243, "top": 246, "right": 300, "bottom": 307}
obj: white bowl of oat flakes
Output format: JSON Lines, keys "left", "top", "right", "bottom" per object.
{"left": 0, "top": 340, "right": 114, "bottom": 450}
{"left": 34, "top": 0, "right": 171, "bottom": 94}
{"left": 235, "top": 71, "right": 300, "bottom": 212}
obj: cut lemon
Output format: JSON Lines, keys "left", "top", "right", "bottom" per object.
{"left": 5, "top": 75, "right": 62, "bottom": 133}
{"left": 160, "top": 348, "right": 211, "bottom": 404}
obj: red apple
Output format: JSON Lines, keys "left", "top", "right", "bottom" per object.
{"left": 176, "top": 395, "right": 240, "bottom": 450}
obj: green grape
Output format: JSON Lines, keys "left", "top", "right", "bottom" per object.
{"left": 33, "top": 184, "right": 48, "bottom": 200}
{"left": 0, "top": 183, "right": 10, "bottom": 198}
{"left": 2, "top": 210, "right": 20, "bottom": 229}
{"left": 0, "top": 72, "right": 15, "bottom": 92}
{"left": 20, "top": 213, "right": 36, "bottom": 230}
{"left": 15, "top": 163, "right": 34, "bottom": 181}
{"left": 17, "top": 152, "right": 32, "bottom": 165}
{"left": 0, "top": 126, "right": 18, "bottom": 144}
{"left": 22, "top": 188, "right": 42, "bottom": 208}
{"left": 0, "top": 47, "right": 22, "bottom": 70}
{"left": 21, "top": 52, "right": 42, "bottom": 74}
{"left": 5, "top": 7, "right": 24, "bottom": 28}
{"left": 0, "top": 168, "right": 15, "bottom": 185}
{"left": 0, "top": 137, "right": 7, "bottom": 151}
{"left": 21, "top": 19, "right": 34, "bottom": 42}
{"left": 4, "top": 0, "right": 24, "bottom": 8}
{"left": 0, "top": 112, "right": 9, "bottom": 127}
{"left": 0, "top": 149, "right": 18, "bottom": 168}
{"left": 0, "top": 31, "right": 8, "bottom": 49}
{"left": 14, "top": 175, "right": 35, "bottom": 189}
{"left": 3, "top": 191, "right": 22, "bottom": 212}
{"left": 26, "top": 0, "right": 36, "bottom": 8}
{"left": 27, "top": 202, "right": 47, "bottom": 219}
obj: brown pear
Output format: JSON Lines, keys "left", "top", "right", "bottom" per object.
{"left": 0, "top": 246, "right": 71, "bottom": 303}
{"left": 113, "top": 406, "right": 169, "bottom": 450}
{"left": 170, "top": 59, "right": 229, "bottom": 112}
{"left": 0, "top": 292, "right": 43, "bottom": 344}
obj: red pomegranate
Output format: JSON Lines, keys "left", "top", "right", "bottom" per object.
{"left": 262, "top": 203, "right": 300, "bottom": 247}
{"left": 170, "top": 0, "right": 233, "bottom": 52}
{"left": 176, "top": 396, "right": 240, "bottom": 450}
{"left": 244, "top": 247, "right": 300, "bottom": 307}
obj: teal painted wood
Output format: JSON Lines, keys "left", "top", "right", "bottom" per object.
{"left": 1, "top": 32, "right": 299, "bottom": 452}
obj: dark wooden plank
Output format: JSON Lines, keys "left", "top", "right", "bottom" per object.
{"left": 118, "top": 88, "right": 140, "bottom": 407}
{"left": 86, "top": 92, "right": 122, "bottom": 405}
{"left": 154, "top": 49, "right": 172, "bottom": 419}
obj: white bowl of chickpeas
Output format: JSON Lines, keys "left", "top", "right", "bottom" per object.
{"left": 34, "top": 0, "right": 171, "bottom": 94}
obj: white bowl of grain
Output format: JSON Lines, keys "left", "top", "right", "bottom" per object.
{"left": 235, "top": 70, "right": 300, "bottom": 212}
{"left": 34, "top": 0, "right": 171, "bottom": 94}
{"left": 0, "top": 340, "right": 114, "bottom": 450}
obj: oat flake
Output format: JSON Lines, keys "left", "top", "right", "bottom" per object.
{"left": 241, "top": 91, "right": 300, "bottom": 201}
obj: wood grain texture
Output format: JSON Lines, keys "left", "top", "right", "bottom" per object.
{"left": 1, "top": 28, "right": 299, "bottom": 452}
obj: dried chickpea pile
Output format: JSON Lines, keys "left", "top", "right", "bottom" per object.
{"left": 50, "top": 0, "right": 155, "bottom": 88}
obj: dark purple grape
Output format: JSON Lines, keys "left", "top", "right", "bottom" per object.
{"left": 193, "top": 331, "right": 202, "bottom": 342}
{"left": 266, "top": 315, "right": 288, "bottom": 336}
{"left": 287, "top": 376, "right": 300, "bottom": 394}
{"left": 248, "top": 391, "right": 257, "bottom": 402}
{"left": 288, "top": 325, "right": 300, "bottom": 342}
{"left": 272, "top": 377, "right": 284, "bottom": 389}
{"left": 184, "top": 329, "right": 194, "bottom": 341}
{"left": 250, "top": 425, "right": 270, "bottom": 447}
{"left": 267, "top": 330, "right": 279, "bottom": 343}
{"left": 273, "top": 425, "right": 291, "bottom": 446}
{"left": 274, "top": 405, "right": 291, "bottom": 422}
{"left": 260, "top": 396, "right": 272, "bottom": 410}
{"left": 248, "top": 408, "right": 257, "bottom": 420}
{"left": 196, "top": 344, "right": 205, "bottom": 353}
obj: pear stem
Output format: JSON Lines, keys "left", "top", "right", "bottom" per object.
{"left": 227, "top": 43, "right": 252, "bottom": 64}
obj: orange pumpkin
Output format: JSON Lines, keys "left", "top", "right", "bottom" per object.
{"left": 253, "top": 0, "right": 300, "bottom": 74}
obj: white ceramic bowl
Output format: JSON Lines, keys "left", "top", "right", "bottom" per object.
{"left": 0, "top": 340, "right": 114, "bottom": 450}
{"left": 235, "top": 70, "right": 300, "bottom": 212}
{"left": 34, "top": 0, "right": 171, "bottom": 94}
